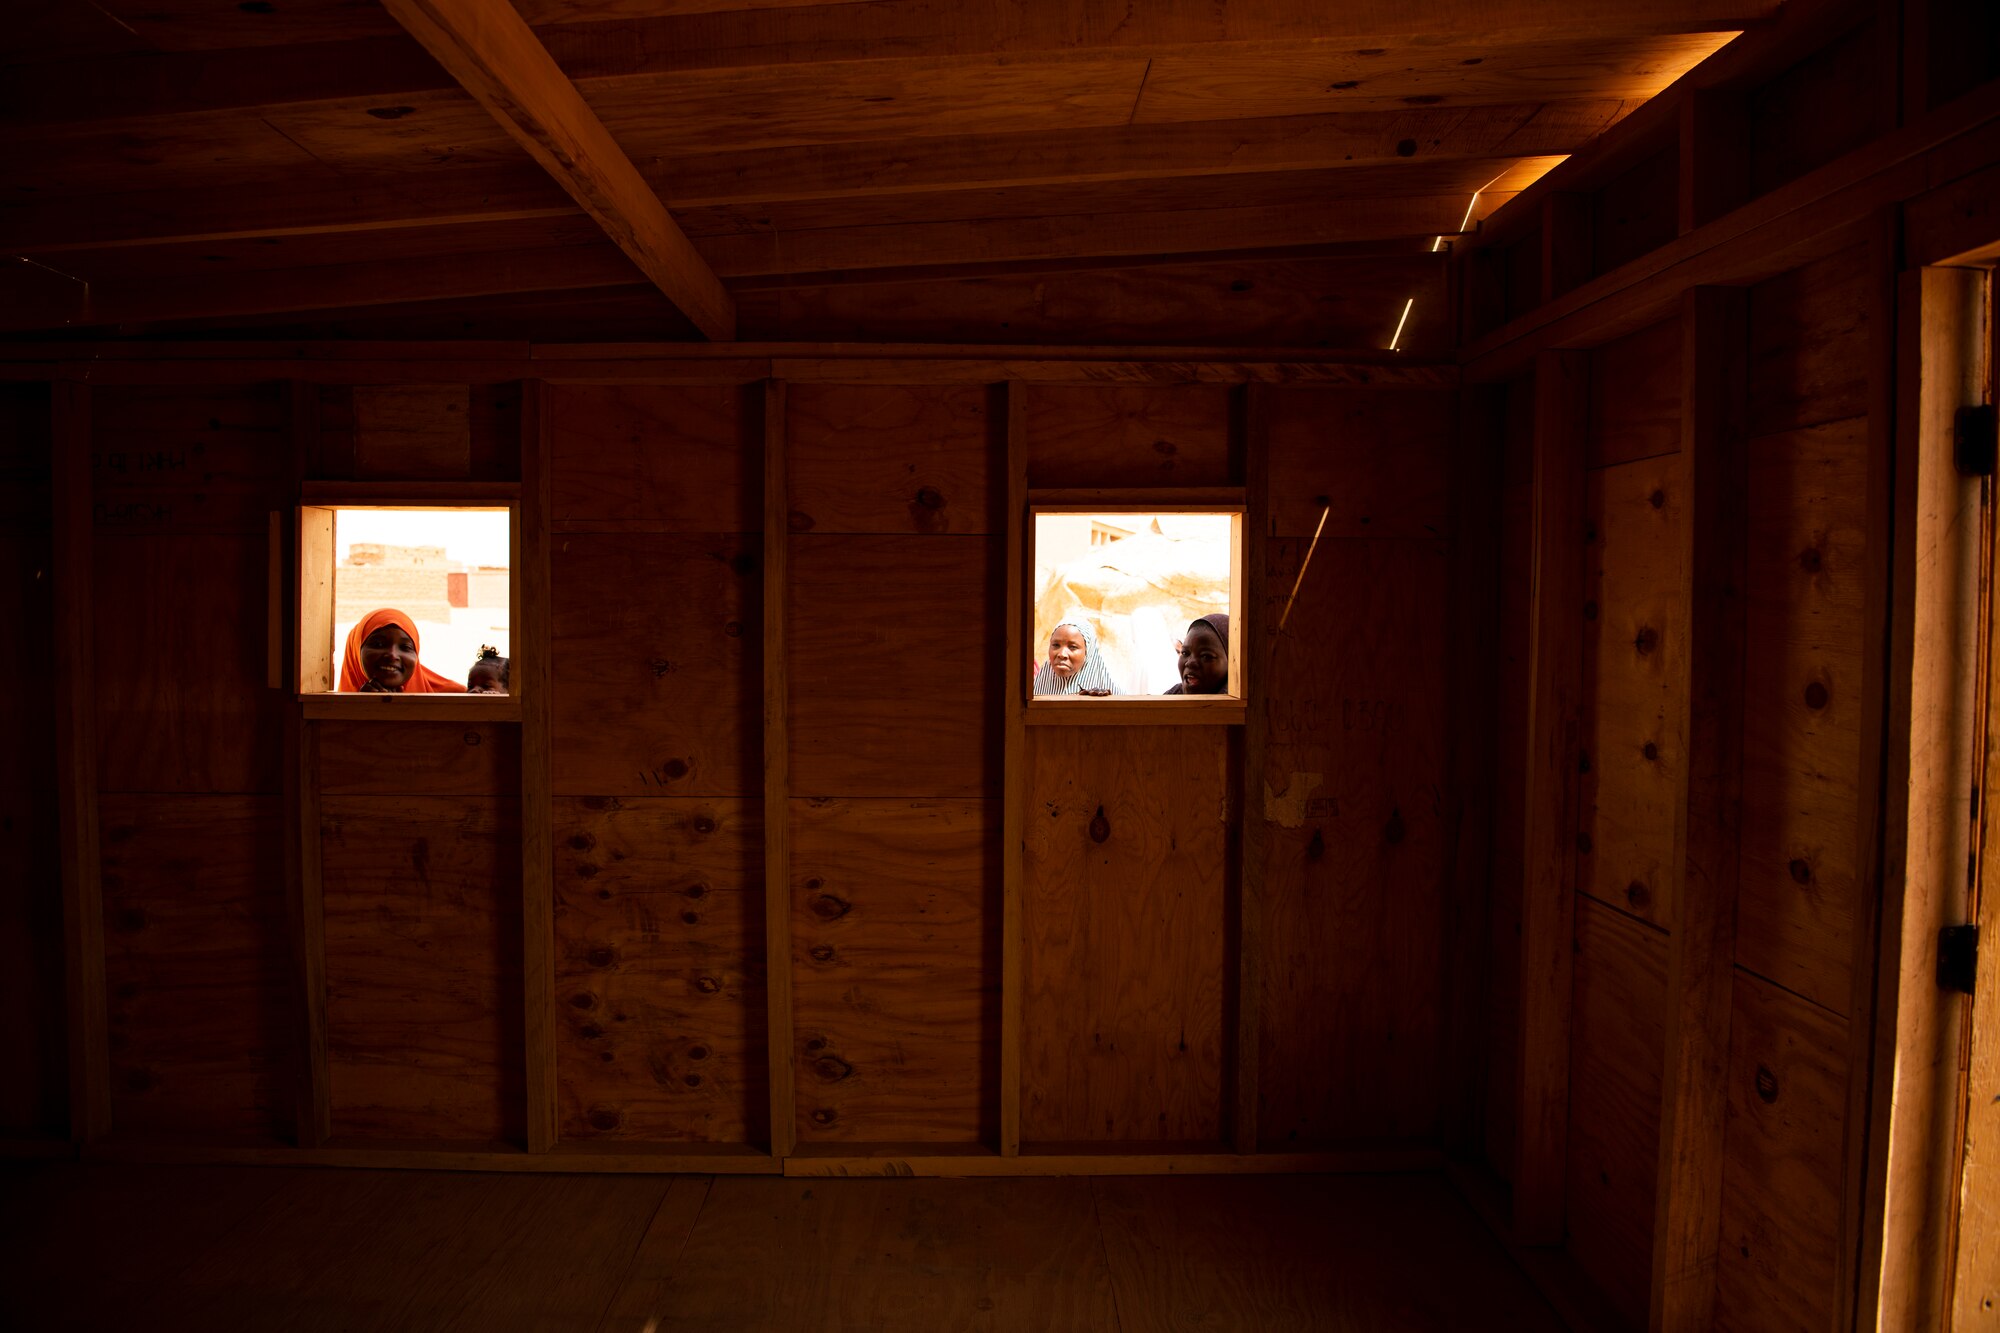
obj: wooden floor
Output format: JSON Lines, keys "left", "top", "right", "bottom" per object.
{"left": 0, "top": 1163, "right": 1563, "bottom": 1331}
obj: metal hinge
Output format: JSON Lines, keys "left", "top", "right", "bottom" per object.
{"left": 1939, "top": 923, "right": 1978, "bottom": 995}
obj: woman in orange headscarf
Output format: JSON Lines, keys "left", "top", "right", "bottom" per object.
{"left": 338, "top": 608, "right": 467, "bottom": 693}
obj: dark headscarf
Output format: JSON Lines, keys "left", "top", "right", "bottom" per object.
{"left": 1163, "top": 613, "right": 1230, "bottom": 695}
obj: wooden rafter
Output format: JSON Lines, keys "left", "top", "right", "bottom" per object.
{"left": 377, "top": 0, "right": 735, "bottom": 341}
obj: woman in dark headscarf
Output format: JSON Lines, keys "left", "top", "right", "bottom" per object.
{"left": 338, "top": 608, "right": 467, "bottom": 693}
{"left": 1164, "top": 612, "right": 1230, "bottom": 695}
{"left": 1032, "top": 615, "right": 1122, "bottom": 696}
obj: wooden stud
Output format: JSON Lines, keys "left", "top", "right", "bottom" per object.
{"left": 377, "top": 0, "right": 735, "bottom": 341}
{"left": 52, "top": 378, "right": 108, "bottom": 1144}
{"left": 1675, "top": 91, "right": 1749, "bottom": 236}
{"left": 1861, "top": 263, "right": 1989, "bottom": 1331}
{"left": 283, "top": 382, "right": 331, "bottom": 1148}
{"left": 1441, "top": 384, "right": 1506, "bottom": 1159}
{"left": 1511, "top": 348, "right": 1588, "bottom": 1246}
{"left": 1647, "top": 285, "right": 1749, "bottom": 1333}
{"left": 763, "top": 377, "right": 797, "bottom": 1159}
{"left": 1000, "top": 381, "right": 1028, "bottom": 1158}
{"left": 1233, "top": 384, "right": 1268, "bottom": 1156}
{"left": 520, "top": 379, "right": 558, "bottom": 1154}
{"left": 1539, "top": 193, "right": 1594, "bottom": 304}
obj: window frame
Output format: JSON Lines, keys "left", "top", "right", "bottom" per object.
{"left": 1023, "top": 487, "right": 1246, "bottom": 726}
{"left": 294, "top": 482, "right": 522, "bottom": 720}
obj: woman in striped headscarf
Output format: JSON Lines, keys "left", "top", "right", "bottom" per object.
{"left": 1032, "top": 615, "right": 1122, "bottom": 696}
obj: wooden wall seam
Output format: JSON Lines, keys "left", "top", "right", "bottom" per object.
{"left": 1233, "top": 383, "right": 1268, "bottom": 1156}
{"left": 1000, "top": 380, "right": 1026, "bottom": 1157}
{"left": 283, "top": 381, "right": 331, "bottom": 1147}
{"left": 52, "top": 378, "right": 109, "bottom": 1144}
{"left": 763, "top": 376, "right": 797, "bottom": 1158}
{"left": 521, "top": 378, "right": 558, "bottom": 1153}
{"left": 1647, "top": 285, "right": 1750, "bottom": 1333}
{"left": 1513, "top": 348, "right": 1589, "bottom": 1245}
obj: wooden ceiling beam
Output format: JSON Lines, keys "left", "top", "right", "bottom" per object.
{"left": 377, "top": 0, "right": 735, "bottom": 341}
{"left": 5, "top": 0, "right": 1776, "bottom": 128}
{"left": 2, "top": 104, "right": 1610, "bottom": 255}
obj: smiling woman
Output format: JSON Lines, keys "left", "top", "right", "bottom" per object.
{"left": 338, "top": 608, "right": 466, "bottom": 694}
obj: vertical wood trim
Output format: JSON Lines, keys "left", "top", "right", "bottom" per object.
{"left": 520, "top": 378, "right": 558, "bottom": 1153}
{"left": 1512, "top": 348, "right": 1588, "bottom": 1246}
{"left": 763, "top": 377, "right": 797, "bottom": 1159}
{"left": 1443, "top": 384, "right": 1506, "bottom": 1158}
{"left": 52, "top": 379, "right": 108, "bottom": 1144}
{"left": 1676, "top": 92, "right": 1750, "bottom": 235}
{"left": 1648, "top": 286, "right": 1750, "bottom": 1333}
{"left": 1843, "top": 207, "right": 1904, "bottom": 1333}
{"left": 1233, "top": 383, "right": 1268, "bottom": 1155}
{"left": 1863, "top": 264, "right": 1988, "bottom": 1331}
{"left": 282, "top": 382, "right": 330, "bottom": 1147}
{"left": 999, "top": 380, "right": 1027, "bottom": 1157}
{"left": 1540, "top": 193, "right": 1593, "bottom": 304}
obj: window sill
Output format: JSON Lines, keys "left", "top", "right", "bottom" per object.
{"left": 301, "top": 692, "right": 521, "bottom": 722}
{"left": 1025, "top": 696, "right": 1245, "bottom": 726}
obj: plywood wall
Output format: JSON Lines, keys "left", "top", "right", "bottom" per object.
{"left": 26, "top": 361, "right": 1469, "bottom": 1164}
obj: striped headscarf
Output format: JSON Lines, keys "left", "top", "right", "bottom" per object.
{"left": 1032, "top": 615, "right": 1121, "bottom": 696}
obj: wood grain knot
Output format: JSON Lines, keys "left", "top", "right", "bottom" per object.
{"left": 1384, "top": 808, "right": 1405, "bottom": 844}
{"left": 1089, "top": 806, "right": 1111, "bottom": 843}
{"left": 685, "top": 883, "right": 708, "bottom": 900}
{"left": 1754, "top": 1065, "right": 1779, "bottom": 1103}
{"left": 462, "top": 731, "right": 481, "bottom": 746}
{"left": 694, "top": 976, "right": 720, "bottom": 994}
{"left": 1633, "top": 626, "right": 1658, "bottom": 656}
{"left": 1803, "top": 680, "right": 1829, "bottom": 711}
{"left": 730, "top": 553, "right": 756, "bottom": 576}
{"left": 587, "top": 1106, "right": 622, "bottom": 1131}
{"left": 1788, "top": 858, "right": 1813, "bottom": 885}
{"left": 661, "top": 758, "right": 689, "bottom": 780}
{"left": 1798, "top": 546, "right": 1823, "bottom": 573}
{"left": 1306, "top": 829, "right": 1324, "bottom": 861}
{"left": 569, "top": 833, "right": 595, "bottom": 851}
{"left": 691, "top": 815, "right": 716, "bottom": 834}
{"left": 1642, "top": 741, "right": 1659, "bottom": 761}
{"left": 570, "top": 991, "right": 597, "bottom": 1009}
{"left": 1626, "top": 881, "right": 1650, "bottom": 909}
{"left": 688, "top": 1045, "right": 708, "bottom": 1061}
{"left": 1578, "top": 749, "right": 1592, "bottom": 774}
{"left": 586, "top": 946, "right": 616, "bottom": 968}
{"left": 788, "top": 510, "right": 816, "bottom": 532}
{"left": 724, "top": 621, "right": 743, "bottom": 637}
{"left": 1576, "top": 832, "right": 1593, "bottom": 854}
{"left": 575, "top": 862, "right": 599, "bottom": 878}
{"left": 809, "top": 893, "right": 852, "bottom": 920}
{"left": 810, "top": 1054, "right": 854, "bottom": 1082}
{"left": 810, "top": 1108, "right": 837, "bottom": 1125}
{"left": 914, "top": 486, "right": 946, "bottom": 510}
{"left": 650, "top": 658, "right": 673, "bottom": 677}
{"left": 1648, "top": 488, "right": 1666, "bottom": 509}
{"left": 681, "top": 910, "right": 701, "bottom": 926}
{"left": 809, "top": 945, "right": 836, "bottom": 963}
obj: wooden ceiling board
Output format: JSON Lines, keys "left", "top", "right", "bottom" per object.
{"left": 671, "top": 156, "right": 1561, "bottom": 239}
{"left": 259, "top": 92, "right": 528, "bottom": 172}
{"left": 89, "top": 0, "right": 405, "bottom": 52}
{"left": 693, "top": 194, "right": 1481, "bottom": 276}
{"left": 583, "top": 55, "right": 1150, "bottom": 154}
{"left": 1134, "top": 31, "right": 1740, "bottom": 124}
{"left": 0, "top": 0, "right": 154, "bottom": 62}
{"left": 3, "top": 111, "right": 334, "bottom": 197}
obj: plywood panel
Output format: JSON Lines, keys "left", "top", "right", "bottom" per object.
{"left": 1737, "top": 417, "right": 1867, "bottom": 1014}
{"left": 550, "top": 383, "right": 758, "bottom": 532}
{"left": 1483, "top": 482, "right": 1532, "bottom": 1177}
{"left": 788, "top": 535, "right": 998, "bottom": 799}
{"left": 791, "top": 798, "right": 997, "bottom": 1144}
{"left": 1023, "top": 727, "right": 1228, "bottom": 1144}
{"left": 351, "top": 383, "right": 471, "bottom": 480}
{"left": 1023, "top": 385, "right": 1231, "bottom": 489}
{"left": 1592, "top": 144, "right": 1679, "bottom": 276}
{"left": 99, "top": 793, "right": 288, "bottom": 1142}
{"left": 94, "top": 533, "right": 284, "bottom": 794}
{"left": 1748, "top": 243, "right": 1870, "bottom": 437}
{"left": 1587, "top": 316, "right": 1681, "bottom": 469}
{"left": 1713, "top": 972, "right": 1850, "bottom": 1333}
{"left": 1578, "top": 454, "right": 1687, "bottom": 930}
{"left": 0, "top": 384, "right": 63, "bottom": 1136}
{"left": 552, "top": 796, "right": 765, "bottom": 1145}
{"left": 1749, "top": 17, "right": 1885, "bottom": 195}
{"left": 1263, "top": 387, "right": 1455, "bottom": 539}
{"left": 90, "top": 382, "right": 286, "bottom": 534}
{"left": 786, "top": 384, "right": 994, "bottom": 535}
{"left": 1564, "top": 896, "right": 1668, "bottom": 1329}
{"left": 321, "top": 795, "right": 523, "bottom": 1142}
{"left": 551, "top": 532, "right": 758, "bottom": 797}
{"left": 1259, "top": 537, "right": 1450, "bottom": 1148}
{"left": 318, "top": 721, "right": 519, "bottom": 796}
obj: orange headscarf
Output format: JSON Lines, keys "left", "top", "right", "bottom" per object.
{"left": 338, "top": 608, "right": 467, "bottom": 693}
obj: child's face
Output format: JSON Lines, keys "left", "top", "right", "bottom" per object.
{"left": 1177, "top": 622, "right": 1228, "bottom": 694}
{"left": 1047, "top": 626, "right": 1088, "bottom": 680}
{"left": 467, "top": 661, "right": 508, "bottom": 695}
{"left": 359, "top": 626, "right": 417, "bottom": 691}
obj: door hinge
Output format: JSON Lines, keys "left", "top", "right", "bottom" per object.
{"left": 1939, "top": 923, "right": 1978, "bottom": 995}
